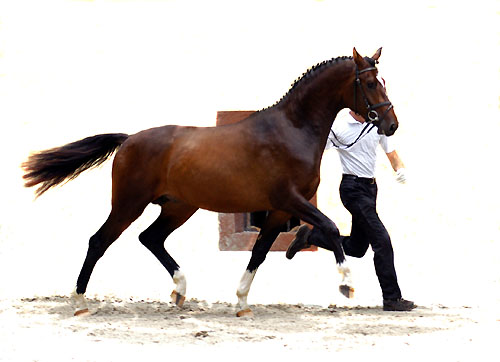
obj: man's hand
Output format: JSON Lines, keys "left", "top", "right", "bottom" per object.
{"left": 395, "top": 168, "right": 407, "bottom": 184}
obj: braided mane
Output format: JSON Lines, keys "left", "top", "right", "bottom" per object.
{"left": 260, "top": 55, "right": 353, "bottom": 112}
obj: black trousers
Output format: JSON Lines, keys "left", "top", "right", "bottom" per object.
{"left": 308, "top": 175, "right": 402, "bottom": 300}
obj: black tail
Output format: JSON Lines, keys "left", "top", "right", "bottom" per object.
{"left": 22, "top": 133, "right": 129, "bottom": 197}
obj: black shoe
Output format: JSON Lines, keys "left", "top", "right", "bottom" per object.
{"left": 286, "top": 225, "right": 311, "bottom": 260}
{"left": 383, "top": 298, "right": 416, "bottom": 311}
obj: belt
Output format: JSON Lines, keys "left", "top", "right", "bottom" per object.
{"left": 342, "top": 174, "right": 376, "bottom": 184}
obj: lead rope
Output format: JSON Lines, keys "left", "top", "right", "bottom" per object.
{"left": 328, "top": 123, "right": 375, "bottom": 149}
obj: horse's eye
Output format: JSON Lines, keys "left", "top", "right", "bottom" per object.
{"left": 367, "top": 82, "right": 376, "bottom": 89}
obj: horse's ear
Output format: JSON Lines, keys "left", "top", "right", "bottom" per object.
{"left": 372, "top": 47, "right": 382, "bottom": 61}
{"left": 353, "top": 47, "right": 365, "bottom": 67}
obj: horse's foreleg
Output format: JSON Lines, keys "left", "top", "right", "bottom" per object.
{"left": 282, "top": 192, "right": 354, "bottom": 299}
{"left": 139, "top": 201, "right": 197, "bottom": 308}
{"left": 236, "top": 211, "right": 291, "bottom": 317}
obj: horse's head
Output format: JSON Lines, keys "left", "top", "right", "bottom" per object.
{"left": 348, "top": 47, "right": 399, "bottom": 136}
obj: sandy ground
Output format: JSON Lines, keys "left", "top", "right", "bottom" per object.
{"left": 1, "top": 295, "right": 499, "bottom": 361}
{"left": 1, "top": 1, "right": 500, "bottom": 361}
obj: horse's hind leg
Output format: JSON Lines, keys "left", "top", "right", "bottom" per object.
{"left": 138, "top": 200, "right": 198, "bottom": 307}
{"left": 71, "top": 199, "right": 149, "bottom": 315}
{"left": 236, "top": 210, "right": 291, "bottom": 317}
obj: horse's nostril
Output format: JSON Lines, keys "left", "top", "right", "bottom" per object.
{"left": 390, "top": 123, "right": 397, "bottom": 132}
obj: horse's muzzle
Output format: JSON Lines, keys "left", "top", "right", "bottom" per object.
{"left": 377, "top": 121, "right": 398, "bottom": 136}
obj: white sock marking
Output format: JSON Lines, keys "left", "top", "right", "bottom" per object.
{"left": 173, "top": 270, "right": 187, "bottom": 296}
{"left": 236, "top": 269, "right": 256, "bottom": 310}
{"left": 338, "top": 263, "right": 353, "bottom": 287}
{"left": 70, "top": 287, "right": 88, "bottom": 311}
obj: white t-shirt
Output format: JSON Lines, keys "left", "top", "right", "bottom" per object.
{"left": 327, "top": 110, "right": 394, "bottom": 178}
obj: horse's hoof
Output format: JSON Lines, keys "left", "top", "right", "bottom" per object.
{"left": 70, "top": 288, "right": 89, "bottom": 316}
{"left": 74, "top": 308, "right": 90, "bottom": 317}
{"left": 236, "top": 308, "right": 253, "bottom": 318}
{"left": 339, "top": 284, "right": 355, "bottom": 298}
{"left": 170, "top": 290, "right": 186, "bottom": 307}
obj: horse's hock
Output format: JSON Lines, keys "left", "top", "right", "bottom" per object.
{"left": 216, "top": 111, "right": 318, "bottom": 252}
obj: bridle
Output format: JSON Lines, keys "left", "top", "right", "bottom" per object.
{"left": 354, "top": 65, "right": 393, "bottom": 124}
{"left": 328, "top": 63, "right": 395, "bottom": 150}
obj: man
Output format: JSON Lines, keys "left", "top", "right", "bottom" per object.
{"left": 286, "top": 109, "right": 415, "bottom": 311}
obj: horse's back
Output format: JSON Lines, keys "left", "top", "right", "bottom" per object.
{"left": 109, "top": 123, "right": 257, "bottom": 210}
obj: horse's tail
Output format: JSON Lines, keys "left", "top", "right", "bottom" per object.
{"left": 22, "top": 133, "right": 129, "bottom": 197}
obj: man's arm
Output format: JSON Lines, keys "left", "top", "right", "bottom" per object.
{"left": 386, "top": 150, "right": 406, "bottom": 183}
{"left": 385, "top": 150, "right": 404, "bottom": 172}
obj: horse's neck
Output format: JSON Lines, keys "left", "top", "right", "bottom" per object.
{"left": 280, "top": 62, "right": 352, "bottom": 148}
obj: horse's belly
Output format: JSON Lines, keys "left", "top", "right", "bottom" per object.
{"left": 167, "top": 173, "right": 272, "bottom": 213}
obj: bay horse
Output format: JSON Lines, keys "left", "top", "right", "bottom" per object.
{"left": 22, "top": 48, "right": 398, "bottom": 317}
